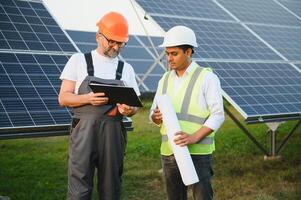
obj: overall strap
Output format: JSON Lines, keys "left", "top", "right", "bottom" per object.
{"left": 84, "top": 52, "right": 94, "bottom": 76}
{"left": 85, "top": 52, "right": 124, "bottom": 80}
{"left": 115, "top": 60, "right": 124, "bottom": 80}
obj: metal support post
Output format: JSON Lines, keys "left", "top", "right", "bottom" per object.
{"left": 276, "top": 120, "right": 301, "bottom": 154}
{"left": 266, "top": 122, "right": 281, "bottom": 158}
{"left": 270, "top": 130, "right": 276, "bottom": 157}
{"left": 224, "top": 106, "right": 269, "bottom": 156}
{"left": 225, "top": 105, "right": 300, "bottom": 159}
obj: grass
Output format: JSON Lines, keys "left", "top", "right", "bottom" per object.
{"left": 0, "top": 102, "right": 300, "bottom": 199}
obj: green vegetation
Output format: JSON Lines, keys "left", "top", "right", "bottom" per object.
{"left": 0, "top": 103, "right": 300, "bottom": 199}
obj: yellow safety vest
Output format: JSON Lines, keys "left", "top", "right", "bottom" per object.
{"left": 158, "top": 63, "right": 215, "bottom": 155}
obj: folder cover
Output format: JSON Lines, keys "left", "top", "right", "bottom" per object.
{"left": 89, "top": 83, "right": 143, "bottom": 107}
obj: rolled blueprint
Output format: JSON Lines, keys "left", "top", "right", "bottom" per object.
{"left": 157, "top": 94, "right": 199, "bottom": 185}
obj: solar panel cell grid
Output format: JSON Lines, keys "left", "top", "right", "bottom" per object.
{"left": 249, "top": 25, "right": 301, "bottom": 61}
{"left": 1, "top": 0, "right": 300, "bottom": 130}
{"left": 139, "top": 75, "right": 161, "bottom": 91}
{"left": 197, "top": 61, "right": 301, "bottom": 118}
{"left": 127, "top": 60, "right": 165, "bottom": 74}
{"left": 137, "top": 0, "right": 233, "bottom": 21}
{"left": 218, "top": 0, "right": 301, "bottom": 26}
{"left": 279, "top": 0, "right": 301, "bottom": 18}
{"left": 0, "top": 0, "right": 77, "bottom": 53}
{"left": 0, "top": 52, "right": 72, "bottom": 128}
{"left": 9, "top": 112, "right": 34, "bottom": 126}
{"left": 0, "top": 0, "right": 78, "bottom": 130}
{"left": 153, "top": 16, "right": 282, "bottom": 60}
{"left": 137, "top": 0, "right": 300, "bottom": 122}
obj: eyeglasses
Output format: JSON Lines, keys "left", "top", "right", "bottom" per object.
{"left": 99, "top": 32, "right": 126, "bottom": 48}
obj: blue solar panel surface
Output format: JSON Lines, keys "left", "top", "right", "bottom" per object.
{"left": 137, "top": 0, "right": 233, "bottom": 21}
{"left": 0, "top": 0, "right": 76, "bottom": 53}
{"left": 218, "top": 0, "right": 301, "bottom": 26}
{"left": 279, "top": 0, "right": 301, "bottom": 18}
{"left": 0, "top": 52, "right": 72, "bottom": 127}
{"left": 137, "top": 0, "right": 301, "bottom": 122}
{"left": 67, "top": 30, "right": 166, "bottom": 92}
{"left": 197, "top": 61, "right": 301, "bottom": 118}
{"left": 153, "top": 16, "right": 282, "bottom": 60}
{"left": 1, "top": 0, "right": 301, "bottom": 128}
{"left": 248, "top": 25, "right": 301, "bottom": 61}
{"left": 0, "top": 0, "right": 76, "bottom": 130}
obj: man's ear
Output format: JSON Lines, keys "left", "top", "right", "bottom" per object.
{"left": 96, "top": 33, "right": 100, "bottom": 41}
{"left": 185, "top": 48, "right": 192, "bottom": 57}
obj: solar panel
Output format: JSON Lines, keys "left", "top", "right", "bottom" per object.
{"left": 152, "top": 16, "right": 282, "bottom": 60}
{"left": 136, "top": 0, "right": 301, "bottom": 122}
{"left": 0, "top": 0, "right": 77, "bottom": 53}
{"left": 0, "top": 0, "right": 77, "bottom": 133}
{"left": 248, "top": 25, "right": 301, "bottom": 61}
{"left": 279, "top": 0, "right": 301, "bottom": 18}
{"left": 197, "top": 61, "right": 301, "bottom": 121}
{"left": 139, "top": 74, "right": 162, "bottom": 91}
{"left": 137, "top": 0, "right": 233, "bottom": 21}
{"left": 67, "top": 30, "right": 166, "bottom": 92}
{"left": 0, "top": 52, "right": 72, "bottom": 128}
{"left": 218, "top": 0, "right": 301, "bottom": 26}
{"left": 66, "top": 30, "right": 96, "bottom": 53}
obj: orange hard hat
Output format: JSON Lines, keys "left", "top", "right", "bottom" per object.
{"left": 96, "top": 11, "right": 129, "bottom": 43}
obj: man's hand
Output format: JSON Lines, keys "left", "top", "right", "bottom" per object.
{"left": 151, "top": 107, "right": 162, "bottom": 125}
{"left": 173, "top": 132, "right": 200, "bottom": 147}
{"left": 117, "top": 103, "right": 137, "bottom": 116}
{"left": 87, "top": 92, "right": 108, "bottom": 106}
{"left": 58, "top": 80, "right": 108, "bottom": 107}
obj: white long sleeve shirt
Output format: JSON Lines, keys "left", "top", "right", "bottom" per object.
{"left": 150, "top": 61, "right": 224, "bottom": 131}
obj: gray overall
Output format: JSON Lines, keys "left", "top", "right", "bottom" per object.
{"left": 67, "top": 53, "right": 127, "bottom": 200}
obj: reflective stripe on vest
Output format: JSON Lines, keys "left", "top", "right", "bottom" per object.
{"left": 162, "top": 134, "right": 213, "bottom": 144}
{"left": 159, "top": 64, "right": 215, "bottom": 155}
{"left": 162, "top": 67, "right": 207, "bottom": 124}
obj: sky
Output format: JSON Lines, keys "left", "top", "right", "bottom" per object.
{"left": 43, "top": 0, "right": 164, "bottom": 37}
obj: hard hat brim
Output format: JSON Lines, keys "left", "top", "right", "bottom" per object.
{"left": 158, "top": 43, "right": 198, "bottom": 48}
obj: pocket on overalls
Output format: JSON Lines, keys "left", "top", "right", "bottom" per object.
{"left": 70, "top": 118, "right": 80, "bottom": 134}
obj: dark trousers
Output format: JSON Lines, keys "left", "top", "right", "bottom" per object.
{"left": 161, "top": 154, "right": 214, "bottom": 200}
{"left": 67, "top": 118, "right": 127, "bottom": 200}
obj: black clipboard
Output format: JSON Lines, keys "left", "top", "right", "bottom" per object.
{"left": 89, "top": 83, "right": 143, "bottom": 107}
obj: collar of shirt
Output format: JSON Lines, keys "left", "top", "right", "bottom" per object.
{"left": 91, "top": 49, "right": 118, "bottom": 64}
{"left": 170, "top": 61, "right": 197, "bottom": 94}
{"left": 170, "top": 61, "right": 197, "bottom": 78}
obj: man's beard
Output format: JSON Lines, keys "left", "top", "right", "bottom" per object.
{"left": 103, "top": 47, "right": 120, "bottom": 58}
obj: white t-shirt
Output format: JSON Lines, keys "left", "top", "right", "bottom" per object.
{"left": 60, "top": 50, "right": 140, "bottom": 96}
{"left": 150, "top": 61, "right": 224, "bottom": 131}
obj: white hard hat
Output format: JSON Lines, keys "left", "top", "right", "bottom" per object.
{"left": 159, "top": 26, "right": 198, "bottom": 48}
